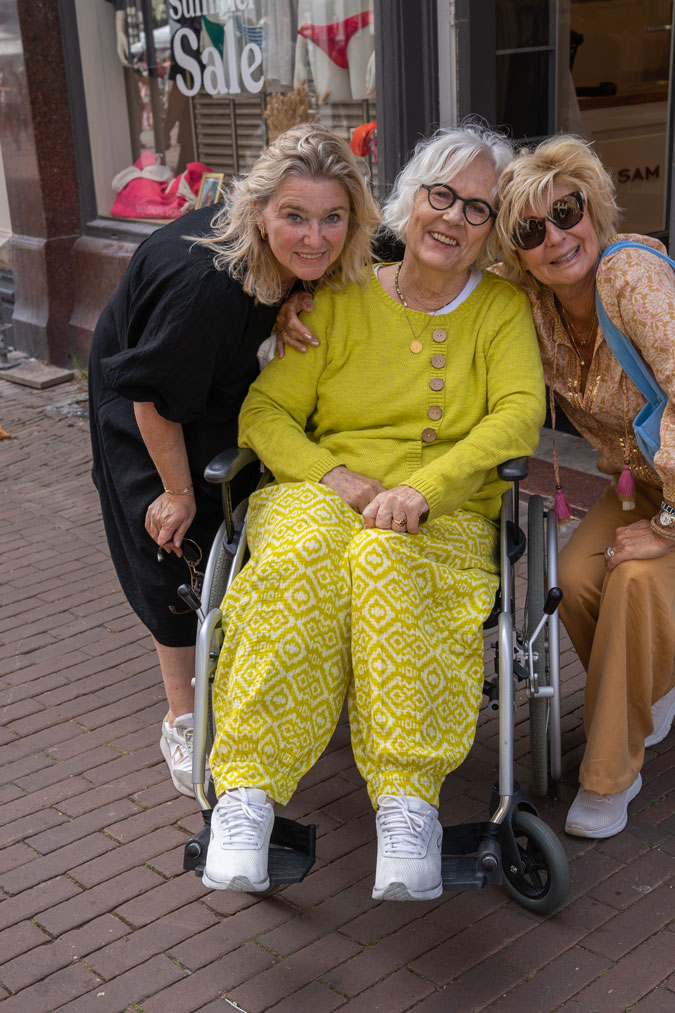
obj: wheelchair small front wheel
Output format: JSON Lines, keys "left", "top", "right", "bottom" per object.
{"left": 501, "top": 810, "right": 570, "bottom": 915}
{"left": 527, "top": 495, "right": 549, "bottom": 797}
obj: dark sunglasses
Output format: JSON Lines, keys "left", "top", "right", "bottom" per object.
{"left": 514, "top": 191, "right": 585, "bottom": 250}
{"left": 157, "top": 538, "right": 204, "bottom": 614}
{"left": 420, "top": 183, "right": 496, "bottom": 226}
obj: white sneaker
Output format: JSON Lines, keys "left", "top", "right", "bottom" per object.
{"left": 645, "top": 686, "right": 675, "bottom": 747}
{"left": 160, "top": 716, "right": 198, "bottom": 798}
{"left": 565, "top": 774, "right": 642, "bottom": 839}
{"left": 372, "top": 794, "right": 443, "bottom": 901}
{"left": 202, "top": 787, "right": 274, "bottom": 892}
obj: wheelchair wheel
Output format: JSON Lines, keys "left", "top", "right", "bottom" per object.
{"left": 502, "top": 810, "right": 570, "bottom": 915}
{"left": 527, "top": 495, "right": 549, "bottom": 797}
{"left": 204, "top": 545, "right": 231, "bottom": 613}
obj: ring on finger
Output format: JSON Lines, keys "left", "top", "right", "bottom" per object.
{"left": 605, "top": 545, "right": 615, "bottom": 558}
{"left": 392, "top": 517, "right": 407, "bottom": 529}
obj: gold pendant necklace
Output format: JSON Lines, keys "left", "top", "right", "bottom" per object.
{"left": 395, "top": 262, "right": 447, "bottom": 354}
{"left": 559, "top": 303, "right": 597, "bottom": 367}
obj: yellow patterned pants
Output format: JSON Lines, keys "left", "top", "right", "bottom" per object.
{"left": 210, "top": 482, "right": 499, "bottom": 808}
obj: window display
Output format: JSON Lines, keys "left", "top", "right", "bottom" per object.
{"left": 77, "top": 1, "right": 377, "bottom": 223}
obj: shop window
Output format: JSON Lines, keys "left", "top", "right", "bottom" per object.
{"left": 495, "top": 0, "right": 556, "bottom": 141}
{"left": 560, "top": 0, "right": 673, "bottom": 234}
{"left": 75, "top": 1, "right": 377, "bottom": 225}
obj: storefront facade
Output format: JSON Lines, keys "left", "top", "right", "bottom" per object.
{"left": 0, "top": 0, "right": 673, "bottom": 367}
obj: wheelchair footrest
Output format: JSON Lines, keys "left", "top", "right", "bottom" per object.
{"left": 183, "top": 814, "right": 316, "bottom": 886}
{"left": 441, "top": 822, "right": 502, "bottom": 890}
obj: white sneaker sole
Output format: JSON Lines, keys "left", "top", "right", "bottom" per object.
{"left": 372, "top": 880, "right": 443, "bottom": 902}
{"left": 645, "top": 696, "right": 675, "bottom": 747}
{"left": 202, "top": 871, "right": 270, "bottom": 892}
{"left": 159, "top": 734, "right": 195, "bottom": 798}
{"left": 565, "top": 774, "right": 642, "bottom": 839}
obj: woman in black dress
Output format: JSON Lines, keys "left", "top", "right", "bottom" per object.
{"left": 89, "top": 123, "right": 379, "bottom": 797}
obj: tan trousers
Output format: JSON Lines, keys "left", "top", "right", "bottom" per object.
{"left": 558, "top": 481, "right": 675, "bottom": 794}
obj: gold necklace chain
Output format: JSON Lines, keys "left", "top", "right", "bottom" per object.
{"left": 558, "top": 302, "right": 597, "bottom": 367}
{"left": 394, "top": 262, "right": 447, "bottom": 353}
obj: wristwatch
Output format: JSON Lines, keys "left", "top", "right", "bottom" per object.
{"left": 659, "top": 501, "right": 675, "bottom": 527}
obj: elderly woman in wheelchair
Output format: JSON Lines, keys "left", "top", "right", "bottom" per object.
{"left": 202, "top": 124, "right": 547, "bottom": 902}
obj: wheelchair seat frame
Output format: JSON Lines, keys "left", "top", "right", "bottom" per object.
{"left": 182, "top": 450, "right": 570, "bottom": 914}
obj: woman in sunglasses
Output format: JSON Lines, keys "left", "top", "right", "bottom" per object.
{"left": 497, "top": 135, "right": 675, "bottom": 839}
{"left": 88, "top": 124, "right": 379, "bottom": 800}
{"left": 202, "top": 125, "right": 545, "bottom": 898}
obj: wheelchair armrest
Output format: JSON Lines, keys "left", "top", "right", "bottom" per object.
{"left": 497, "top": 457, "right": 529, "bottom": 482}
{"left": 204, "top": 447, "right": 258, "bottom": 485}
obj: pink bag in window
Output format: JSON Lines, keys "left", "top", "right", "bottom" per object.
{"left": 110, "top": 152, "right": 212, "bottom": 219}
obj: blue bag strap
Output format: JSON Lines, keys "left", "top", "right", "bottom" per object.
{"left": 595, "top": 240, "right": 671, "bottom": 407}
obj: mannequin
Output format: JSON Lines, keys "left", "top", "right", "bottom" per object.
{"left": 293, "top": 1, "right": 375, "bottom": 102}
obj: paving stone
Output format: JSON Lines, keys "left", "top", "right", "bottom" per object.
{"left": 86, "top": 901, "right": 218, "bottom": 978}
{"left": 35, "top": 867, "right": 163, "bottom": 936}
{"left": 0, "top": 831, "right": 116, "bottom": 894}
{"left": 409, "top": 905, "right": 536, "bottom": 986}
{"left": 0, "top": 919, "right": 51, "bottom": 966}
{"left": 0, "top": 875, "right": 82, "bottom": 931}
{"left": 170, "top": 895, "right": 298, "bottom": 969}
{"left": 141, "top": 944, "right": 276, "bottom": 1012}
{"left": 0, "top": 914, "right": 129, "bottom": 993}
{"left": 0, "top": 962, "right": 102, "bottom": 1012}
{"left": 25, "top": 799, "right": 141, "bottom": 855}
{"left": 487, "top": 944, "right": 609, "bottom": 1009}
{"left": 75, "top": 827, "right": 188, "bottom": 888}
{"left": 50, "top": 955, "right": 187, "bottom": 1013}
{"left": 266, "top": 979, "right": 348, "bottom": 1012}
{"left": 589, "top": 848, "right": 675, "bottom": 911}
{"left": 229, "top": 933, "right": 362, "bottom": 1011}
{"left": 571, "top": 929, "right": 675, "bottom": 1009}
{"left": 336, "top": 968, "right": 436, "bottom": 1012}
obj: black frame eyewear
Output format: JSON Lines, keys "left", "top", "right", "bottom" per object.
{"left": 420, "top": 183, "right": 497, "bottom": 226}
{"left": 514, "top": 191, "right": 585, "bottom": 250}
{"left": 157, "top": 538, "right": 204, "bottom": 615}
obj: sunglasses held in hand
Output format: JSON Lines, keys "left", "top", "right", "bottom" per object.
{"left": 157, "top": 538, "right": 204, "bottom": 614}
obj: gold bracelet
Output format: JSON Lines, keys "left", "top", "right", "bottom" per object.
{"left": 163, "top": 484, "right": 193, "bottom": 496}
{"left": 650, "top": 516, "right": 675, "bottom": 541}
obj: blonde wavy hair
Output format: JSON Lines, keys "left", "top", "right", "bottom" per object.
{"left": 496, "top": 134, "right": 620, "bottom": 288}
{"left": 193, "top": 123, "right": 380, "bottom": 305}
{"left": 382, "top": 121, "right": 514, "bottom": 269}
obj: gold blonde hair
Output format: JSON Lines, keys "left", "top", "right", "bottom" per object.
{"left": 193, "top": 123, "right": 380, "bottom": 305}
{"left": 496, "top": 134, "right": 619, "bottom": 288}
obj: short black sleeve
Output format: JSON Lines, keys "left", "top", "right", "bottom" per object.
{"left": 97, "top": 208, "right": 263, "bottom": 426}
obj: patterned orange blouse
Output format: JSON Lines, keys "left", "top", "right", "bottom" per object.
{"left": 525, "top": 234, "right": 675, "bottom": 503}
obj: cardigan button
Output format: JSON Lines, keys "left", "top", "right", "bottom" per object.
{"left": 429, "top": 377, "right": 444, "bottom": 391}
{"left": 421, "top": 428, "right": 437, "bottom": 443}
{"left": 431, "top": 353, "right": 446, "bottom": 369}
{"left": 428, "top": 406, "right": 442, "bottom": 421}
{"left": 432, "top": 328, "right": 447, "bottom": 342}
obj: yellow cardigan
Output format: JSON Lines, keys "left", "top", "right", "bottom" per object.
{"left": 238, "top": 270, "right": 545, "bottom": 521}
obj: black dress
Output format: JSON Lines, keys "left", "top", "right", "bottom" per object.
{"left": 89, "top": 206, "right": 278, "bottom": 646}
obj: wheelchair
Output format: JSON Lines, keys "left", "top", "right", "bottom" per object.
{"left": 182, "top": 450, "right": 570, "bottom": 915}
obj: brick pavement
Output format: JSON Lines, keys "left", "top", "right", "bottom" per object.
{"left": 1, "top": 376, "right": 673, "bottom": 1012}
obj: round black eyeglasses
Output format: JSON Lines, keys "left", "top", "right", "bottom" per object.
{"left": 420, "top": 184, "right": 497, "bottom": 226}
